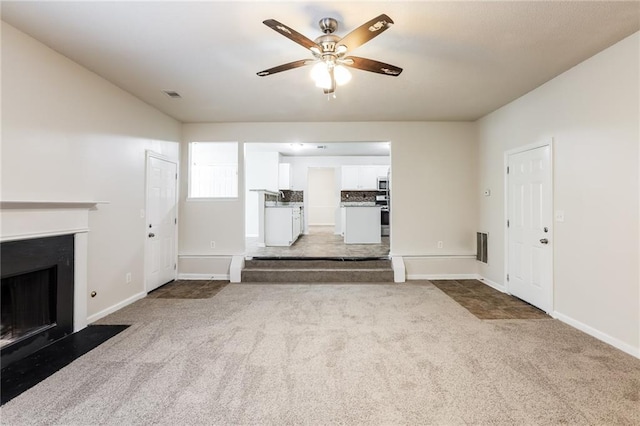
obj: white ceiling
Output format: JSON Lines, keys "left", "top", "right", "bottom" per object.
{"left": 246, "top": 141, "right": 390, "bottom": 157}
{"left": 2, "top": 1, "right": 639, "bottom": 124}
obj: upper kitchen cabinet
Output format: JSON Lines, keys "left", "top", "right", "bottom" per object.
{"left": 341, "top": 165, "right": 389, "bottom": 190}
{"left": 246, "top": 151, "right": 279, "bottom": 192}
{"left": 278, "top": 163, "right": 291, "bottom": 190}
{"left": 341, "top": 166, "right": 360, "bottom": 189}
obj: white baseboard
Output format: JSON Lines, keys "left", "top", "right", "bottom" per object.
{"left": 476, "top": 275, "right": 508, "bottom": 293}
{"left": 177, "top": 273, "right": 230, "bottom": 281}
{"left": 229, "top": 255, "right": 244, "bottom": 283}
{"left": 87, "top": 291, "right": 146, "bottom": 324}
{"left": 391, "top": 256, "right": 405, "bottom": 283}
{"left": 407, "top": 273, "right": 478, "bottom": 280}
{"left": 552, "top": 311, "right": 640, "bottom": 359}
{"left": 410, "top": 273, "right": 639, "bottom": 359}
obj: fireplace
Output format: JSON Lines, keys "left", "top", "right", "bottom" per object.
{"left": 1, "top": 235, "right": 74, "bottom": 368}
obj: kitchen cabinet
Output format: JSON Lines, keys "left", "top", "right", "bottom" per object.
{"left": 265, "top": 206, "right": 302, "bottom": 246}
{"left": 343, "top": 206, "right": 381, "bottom": 244}
{"left": 376, "top": 165, "right": 390, "bottom": 180}
{"left": 341, "top": 166, "right": 360, "bottom": 190}
{"left": 341, "top": 165, "right": 389, "bottom": 190}
{"left": 278, "top": 163, "right": 291, "bottom": 190}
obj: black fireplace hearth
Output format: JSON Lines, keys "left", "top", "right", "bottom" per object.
{"left": 1, "top": 235, "right": 74, "bottom": 369}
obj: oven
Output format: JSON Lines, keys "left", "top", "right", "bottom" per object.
{"left": 376, "top": 195, "right": 390, "bottom": 237}
{"left": 380, "top": 207, "right": 389, "bottom": 236}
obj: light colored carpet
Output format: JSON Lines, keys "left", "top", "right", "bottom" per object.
{"left": 2, "top": 282, "right": 639, "bottom": 425}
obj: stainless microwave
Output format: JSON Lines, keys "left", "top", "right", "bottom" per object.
{"left": 377, "top": 177, "right": 388, "bottom": 191}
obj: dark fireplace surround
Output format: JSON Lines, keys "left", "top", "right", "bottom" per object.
{"left": 1, "top": 235, "right": 74, "bottom": 369}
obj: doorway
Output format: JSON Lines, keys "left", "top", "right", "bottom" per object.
{"left": 505, "top": 141, "right": 553, "bottom": 312}
{"left": 243, "top": 142, "right": 391, "bottom": 259}
{"left": 307, "top": 167, "right": 337, "bottom": 235}
{"left": 144, "top": 152, "right": 178, "bottom": 292}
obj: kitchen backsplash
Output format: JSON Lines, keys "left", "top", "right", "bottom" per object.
{"left": 279, "top": 190, "right": 303, "bottom": 202}
{"left": 341, "top": 190, "right": 385, "bottom": 202}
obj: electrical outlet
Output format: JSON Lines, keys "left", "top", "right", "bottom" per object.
{"left": 125, "top": 273, "right": 132, "bottom": 284}
{"left": 210, "top": 241, "right": 216, "bottom": 249}
{"left": 437, "top": 241, "right": 443, "bottom": 249}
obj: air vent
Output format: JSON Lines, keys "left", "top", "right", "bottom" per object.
{"left": 476, "top": 232, "right": 488, "bottom": 263}
{"left": 162, "top": 90, "right": 182, "bottom": 99}
{"left": 316, "top": 145, "right": 328, "bottom": 149}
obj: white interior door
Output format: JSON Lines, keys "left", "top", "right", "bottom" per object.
{"left": 145, "top": 154, "right": 178, "bottom": 292}
{"left": 506, "top": 144, "right": 553, "bottom": 312}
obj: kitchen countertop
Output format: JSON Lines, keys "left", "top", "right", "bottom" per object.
{"left": 265, "top": 202, "right": 304, "bottom": 208}
{"left": 249, "top": 189, "right": 279, "bottom": 195}
{"left": 340, "top": 202, "right": 378, "bottom": 207}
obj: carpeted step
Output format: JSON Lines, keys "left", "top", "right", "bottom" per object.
{"left": 242, "top": 258, "right": 394, "bottom": 283}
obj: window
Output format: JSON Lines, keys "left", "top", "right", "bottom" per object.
{"left": 189, "top": 142, "right": 238, "bottom": 199}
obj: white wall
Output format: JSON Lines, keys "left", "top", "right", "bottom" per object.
{"left": 1, "top": 23, "right": 181, "bottom": 319}
{"left": 476, "top": 32, "right": 639, "bottom": 355}
{"left": 180, "top": 122, "right": 478, "bottom": 274}
{"left": 244, "top": 150, "right": 279, "bottom": 236}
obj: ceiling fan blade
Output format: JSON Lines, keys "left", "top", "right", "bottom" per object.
{"left": 337, "top": 14, "right": 394, "bottom": 52}
{"left": 263, "top": 19, "right": 321, "bottom": 53}
{"left": 342, "top": 56, "right": 403, "bottom": 76}
{"left": 257, "top": 59, "right": 314, "bottom": 77}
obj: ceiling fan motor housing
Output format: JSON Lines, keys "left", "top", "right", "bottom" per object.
{"left": 314, "top": 34, "right": 341, "bottom": 57}
{"left": 318, "top": 17, "right": 338, "bottom": 34}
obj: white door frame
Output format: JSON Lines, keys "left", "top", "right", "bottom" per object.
{"left": 144, "top": 150, "right": 179, "bottom": 293}
{"left": 503, "top": 138, "right": 554, "bottom": 312}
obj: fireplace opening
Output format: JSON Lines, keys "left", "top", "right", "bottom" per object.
{"left": 1, "top": 267, "right": 58, "bottom": 349}
{"left": 1, "top": 235, "right": 74, "bottom": 369}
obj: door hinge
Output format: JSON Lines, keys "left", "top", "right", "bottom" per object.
{"left": 506, "top": 274, "right": 510, "bottom": 282}
{"left": 174, "top": 263, "right": 177, "bottom": 270}
{"left": 174, "top": 218, "right": 177, "bottom": 224}
{"left": 507, "top": 166, "right": 510, "bottom": 174}
{"left": 507, "top": 219, "right": 510, "bottom": 228}
{"left": 175, "top": 173, "right": 178, "bottom": 180}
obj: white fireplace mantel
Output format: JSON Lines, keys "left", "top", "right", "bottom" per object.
{"left": 1, "top": 200, "right": 108, "bottom": 332}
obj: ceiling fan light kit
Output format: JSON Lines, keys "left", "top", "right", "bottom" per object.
{"left": 257, "top": 14, "right": 402, "bottom": 97}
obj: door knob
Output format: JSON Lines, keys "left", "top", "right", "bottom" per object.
{"left": 540, "top": 238, "right": 549, "bottom": 244}
{"left": 148, "top": 233, "right": 155, "bottom": 238}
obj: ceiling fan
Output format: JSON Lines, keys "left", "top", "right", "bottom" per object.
{"left": 257, "top": 14, "right": 403, "bottom": 95}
